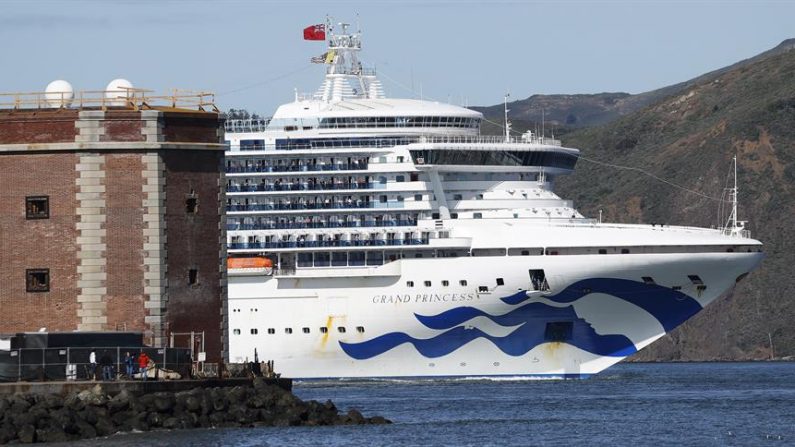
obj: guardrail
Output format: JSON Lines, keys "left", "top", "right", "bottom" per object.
{"left": 0, "top": 347, "right": 192, "bottom": 382}
{"left": 0, "top": 88, "right": 218, "bottom": 112}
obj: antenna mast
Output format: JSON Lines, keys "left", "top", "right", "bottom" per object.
{"left": 504, "top": 92, "right": 511, "bottom": 143}
{"left": 725, "top": 155, "right": 745, "bottom": 236}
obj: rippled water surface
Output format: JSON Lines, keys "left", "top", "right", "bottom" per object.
{"left": 66, "top": 362, "right": 795, "bottom": 446}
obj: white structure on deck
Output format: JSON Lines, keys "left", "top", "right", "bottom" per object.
{"left": 222, "top": 21, "right": 763, "bottom": 378}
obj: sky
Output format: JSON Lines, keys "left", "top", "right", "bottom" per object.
{"left": 1, "top": 0, "right": 794, "bottom": 115}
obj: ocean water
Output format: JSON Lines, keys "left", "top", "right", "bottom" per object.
{"left": 64, "top": 362, "right": 794, "bottom": 446}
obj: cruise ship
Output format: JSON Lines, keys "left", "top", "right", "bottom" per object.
{"left": 223, "top": 22, "right": 764, "bottom": 378}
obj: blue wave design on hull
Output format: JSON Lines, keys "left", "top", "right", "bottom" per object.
{"left": 339, "top": 278, "right": 704, "bottom": 360}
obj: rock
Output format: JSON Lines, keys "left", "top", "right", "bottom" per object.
{"left": 146, "top": 411, "right": 164, "bottom": 428}
{"left": 345, "top": 409, "right": 366, "bottom": 425}
{"left": 185, "top": 395, "right": 202, "bottom": 412}
{"left": 152, "top": 393, "right": 175, "bottom": 413}
{"left": 368, "top": 416, "right": 391, "bottom": 424}
{"left": 17, "top": 424, "right": 36, "bottom": 443}
{"left": 35, "top": 427, "right": 70, "bottom": 443}
{"left": 108, "top": 389, "right": 131, "bottom": 413}
{"left": 0, "top": 423, "right": 16, "bottom": 444}
{"left": 162, "top": 417, "right": 181, "bottom": 430}
{"left": 94, "top": 416, "right": 116, "bottom": 437}
{"left": 10, "top": 396, "right": 32, "bottom": 414}
{"left": 74, "top": 420, "right": 97, "bottom": 440}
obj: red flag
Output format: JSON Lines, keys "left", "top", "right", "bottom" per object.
{"left": 303, "top": 24, "right": 326, "bottom": 41}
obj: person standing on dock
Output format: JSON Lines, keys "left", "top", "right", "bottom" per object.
{"left": 88, "top": 350, "right": 97, "bottom": 381}
{"left": 124, "top": 352, "right": 135, "bottom": 379}
{"left": 138, "top": 352, "right": 150, "bottom": 381}
{"left": 100, "top": 351, "right": 113, "bottom": 381}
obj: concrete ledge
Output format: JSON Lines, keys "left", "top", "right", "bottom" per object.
{"left": 0, "top": 378, "right": 292, "bottom": 397}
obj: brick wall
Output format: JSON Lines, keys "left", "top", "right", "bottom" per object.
{"left": 104, "top": 154, "right": 146, "bottom": 331}
{"left": 162, "top": 112, "right": 223, "bottom": 144}
{"left": 0, "top": 110, "right": 79, "bottom": 144}
{"left": 0, "top": 152, "right": 79, "bottom": 332}
{"left": 162, "top": 149, "right": 224, "bottom": 361}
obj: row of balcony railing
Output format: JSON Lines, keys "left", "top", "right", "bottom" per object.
{"left": 226, "top": 201, "right": 406, "bottom": 212}
{"left": 227, "top": 219, "right": 417, "bottom": 231}
{"left": 227, "top": 181, "right": 387, "bottom": 192}
{"left": 226, "top": 162, "right": 369, "bottom": 173}
{"left": 228, "top": 238, "right": 429, "bottom": 250}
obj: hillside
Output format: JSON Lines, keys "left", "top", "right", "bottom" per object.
{"left": 554, "top": 42, "right": 795, "bottom": 360}
{"left": 474, "top": 38, "right": 795, "bottom": 132}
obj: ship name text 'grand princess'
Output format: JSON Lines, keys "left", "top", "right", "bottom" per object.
{"left": 222, "top": 21, "right": 764, "bottom": 378}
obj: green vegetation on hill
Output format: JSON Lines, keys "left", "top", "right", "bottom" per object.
{"left": 556, "top": 43, "right": 795, "bottom": 361}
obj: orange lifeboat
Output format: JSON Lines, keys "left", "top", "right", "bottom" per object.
{"left": 227, "top": 257, "right": 273, "bottom": 269}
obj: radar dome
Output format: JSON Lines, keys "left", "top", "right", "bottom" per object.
{"left": 44, "top": 80, "right": 74, "bottom": 108}
{"left": 105, "top": 78, "right": 134, "bottom": 106}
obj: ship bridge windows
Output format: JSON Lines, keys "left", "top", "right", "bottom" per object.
{"left": 317, "top": 116, "right": 480, "bottom": 130}
{"left": 408, "top": 149, "right": 578, "bottom": 170}
{"left": 508, "top": 248, "right": 544, "bottom": 256}
{"left": 471, "top": 248, "right": 506, "bottom": 257}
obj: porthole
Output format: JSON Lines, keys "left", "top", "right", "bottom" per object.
{"left": 302, "top": 327, "right": 310, "bottom": 334}
{"left": 338, "top": 327, "right": 346, "bottom": 333}
{"left": 267, "top": 328, "right": 275, "bottom": 334}
{"left": 442, "top": 280, "right": 449, "bottom": 287}
{"left": 356, "top": 326, "right": 365, "bottom": 333}
{"left": 250, "top": 329, "right": 258, "bottom": 335}
{"left": 284, "top": 328, "right": 293, "bottom": 334}
{"left": 493, "top": 362, "right": 500, "bottom": 367}
{"left": 424, "top": 280, "right": 432, "bottom": 287}
{"left": 496, "top": 278, "right": 504, "bottom": 286}
{"left": 233, "top": 329, "right": 241, "bottom": 335}
{"left": 460, "top": 362, "right": 466, "bottom": 367}
{"left": 407, "top": 281, "right": 414, "bottom": 287}
{"left": 460, "top": 280, "right": 467, "bottom": 286}
{"left": 478, "top": 286, "right": 488, "bottom": 293}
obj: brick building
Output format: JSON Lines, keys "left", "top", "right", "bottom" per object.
{"left": 0, "top": 90, "right": 227, "bottom": 362}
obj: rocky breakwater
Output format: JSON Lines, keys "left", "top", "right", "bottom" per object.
{"left": 0, "top": 378, "right": 390, "bottom": 444}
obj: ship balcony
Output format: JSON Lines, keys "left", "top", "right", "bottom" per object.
{"left": 226, "top": 181, "right": 428, "bottom": 195}
{"left": 226, "top": 161, "right": 369, "bottom": 174}
{"left": 226, "top": 201, "right": 426, "bottom": 213}
{"left": 226, "top": 219, "right": 418, "bottom": 231}
{"left": 228, "top": 238, "right": 430, "bottom": 251}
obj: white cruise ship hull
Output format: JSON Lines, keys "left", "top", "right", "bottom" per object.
{"left": 229, "top": 249, "right": 763, "bottom": 379}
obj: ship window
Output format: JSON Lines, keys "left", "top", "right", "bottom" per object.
{"left": 26, "top": 269, "right": 50, "bottom": 293}
{"left": 478, "top": 286, "right": 489, "bottom": 293}
{"left": 672, "top": 286, "right": 682, "bottom": 291}
{"left": 642, "top": 276, "right": 656, "bottom": 285}
{"left": 621, "top": 248, "right": 630, "bottom": 254}
{"left": 233, "top": 329, "right": 241, "bottom": 335}
{"left": 338, "top": 327, "right": 346, "bottom": 333}
{"left": 397, "top": 195, "right": 404, "bottom": 202}
{"left": 473, "top": 213, "right": 482, "bottom": 219}
{"left": 450, "top": 213, "right": 458, "bottom": 219}
{"left": 410, "top": 173, "right": 419, "bottom": 181}
{"left": 476, "top": 194, "right": 483, "bottom": 200}
{"left": 284, "top": 328, "right": 293, "bottom": 334}
{"left": 188, "top": 268, "right": 198, "bottom": 285}
{"left": 453, "top": 194, "right": 463, "bottom": 200}
{"left": 544, "top": 322, "right": 573, "bottom": 342}
{"left": 460, "top": 280, "right": 468, "bottom": 286}
{"left": 380, "top": 195, "right": 388, "bottom": 203}
{"left": 320, "top": 327, "right": 328, "bottom": 334}
{"left": 414, "top": 194, "right": 423, "bottom": 201}
{"left": 407, "top": 281, "right": 414, "bottom": 287}
{"left": 357, "top": 326, "right": 365, "bottom": 333}
{"left": 496, "top": 278, "right": 505, "bottom": 286}
{"left": 598, "top": 249, "right": 607, "bottom": 255}
{"left": 442, "top": 280, "right": 449, "bottom": 287}
{"left": 250, "top": 328, "right": 258, "bottom": 335}
{"left": 424, "top": 281, "right": 432, "bottom": 287}
{"left": 396, "top": 175, "right": 405, "bottom": 182}
{"left": 302, "top": 327, "right": 310, "bottom": 334}
{"left": 432, "top": 213, "right": 440, "bottom": 219}
{"left": 688, "top": 275, "right": 704, "bottom": 285}
{"left": 397, "top": 156, "right": 405, "bottom": 163}
{"left": 267, "top": 328, "right": 275, "bottom": 334}
{"left": 26, "top": 196, "right": 49, "bottom": 220}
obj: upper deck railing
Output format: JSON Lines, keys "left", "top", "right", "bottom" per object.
{"left": 416, "top": 135, "right": 562, "bottom": 147}
{"left": 0, "top": 88, "right": 218, "bottom": 112}
{"left": 225, "top": 118, "right": 272, "bottom": 133}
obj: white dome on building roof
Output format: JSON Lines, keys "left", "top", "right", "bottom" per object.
{"left": 44, "top": 80, "right": 74, "bottom": 108}
{"left": 105, "top": 78, "right": 134, "bottom": 106}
